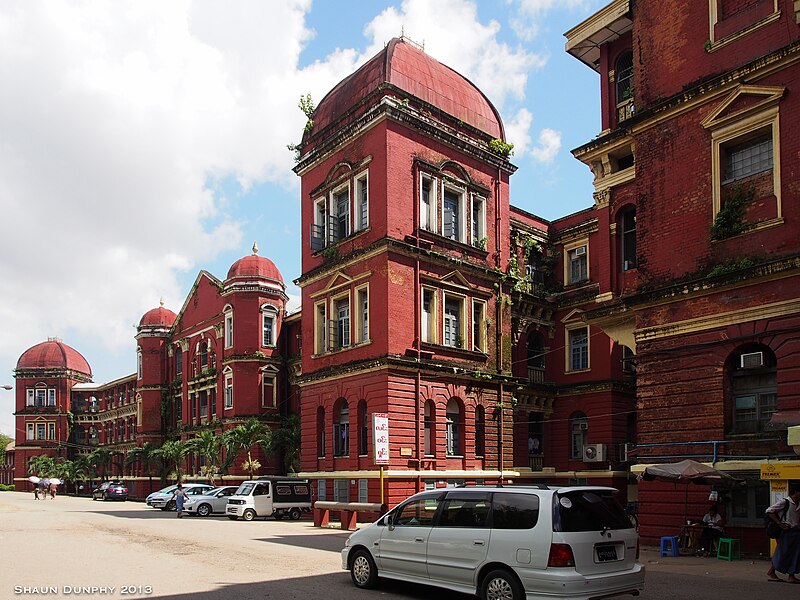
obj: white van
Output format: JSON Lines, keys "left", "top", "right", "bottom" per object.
{"left": 342, "top": 485, "right": 644, "bottom": 600}
{"left": 226, "top": 477, "right": 311, "bottom": 521}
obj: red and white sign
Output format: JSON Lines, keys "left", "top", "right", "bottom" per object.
{"left": 373, "top": 413, "right": 389, "bottom": 465}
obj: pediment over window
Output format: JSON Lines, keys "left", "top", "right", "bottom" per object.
{"left": 260, "top": 364, "right": 279, "bottom": 373}
{"left": 701, "top": 85, "right": 784, "bottom": 130}
{"left": 561, "top": 309, "right": 585, "bottom": 324}
{"left": 439, "top": 270, "right": 473, "bottom": 290}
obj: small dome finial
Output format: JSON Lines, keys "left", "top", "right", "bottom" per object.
{"left": 159, "top": 297, "right": 165, "bottom": 307}
{"left": 252, "top": 241, "right": 259, "bottom": 255}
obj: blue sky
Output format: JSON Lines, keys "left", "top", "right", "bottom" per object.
{"left": 0, "top": 0, "right": 605, "bottom": 437}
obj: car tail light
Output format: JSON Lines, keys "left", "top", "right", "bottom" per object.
{"left": 547, "top": 544, "right": 575, "bottom": 567}
{"left": 122, "top": 488, "right": 128, "bottom": 493}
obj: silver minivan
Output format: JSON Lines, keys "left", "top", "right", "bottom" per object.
{"left": 341, "top": 485, "right": 644, "bottom": 600}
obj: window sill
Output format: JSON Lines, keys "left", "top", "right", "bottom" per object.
{"left": 420, "top": 342, "right": 489, "bottom": 361}
{"left": 418, "top": 230, "right": 490, "bottom": 259}
{"left": 566, "top": 368, "right": 591, "bottom": 375}
{"left": 710, "top": 217, "right": 784, "bottom": 243}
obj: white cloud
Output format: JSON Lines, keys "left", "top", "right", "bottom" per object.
{"left": 531, "top": 128, "right": 562, "bottom": 163}
{"left": 504, "top": 108, "right": 533, "bottom": 157}
{"left": 363, "top": 0, "right": 546, "bottom": 110}
{"left": 511, "top": 0, "right": 595, "bottom": 40}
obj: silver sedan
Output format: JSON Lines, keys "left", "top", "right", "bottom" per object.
{"left": 183, "top": 486, "right": 239, "bottom": 517}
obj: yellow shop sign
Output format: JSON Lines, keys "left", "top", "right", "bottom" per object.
{"left": 760, "top": 462, "right": 800, "bottom": 480}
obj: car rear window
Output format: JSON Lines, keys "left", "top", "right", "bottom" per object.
{"left": 491, "top": 492, "right": 540, "bottom": 529}
{"left": 555, "top": 490, "right": 630, "bottom": 532}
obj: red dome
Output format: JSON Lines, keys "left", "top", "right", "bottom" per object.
{"left": 16, "top": 339, "right": 92, "bottom": 376}
{"left": 226, "top": 244, "right": 283, "bottom": 285}
{"left": 139, "top": 305, "right": 177, "bottom": 328}
{"left": 309, "top": 38, "right": 504, "bottom": 141}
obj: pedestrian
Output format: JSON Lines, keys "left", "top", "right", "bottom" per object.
{"left": 173, "top": 484, "right": 189, "bottom": 518}
{"left": 49, "top": 481, "right": 57, "bottom": 499}
{"left": 33, "top": 483, "right": 39, "bottom": 500}
{"left": 699, "top": 504, "right": 724, "bottom": 556}
{"left": 38, "top": 480, "right": 47, "bottom": 500}
{"left": 766, "top": 485, "right": 800, "bottom": 583}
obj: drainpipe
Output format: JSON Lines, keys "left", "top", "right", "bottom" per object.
{"left": 495, "top": 165, "right": 504, "bottom": 481}
{"left": 413, "top": 162, "right": 422, "bottom": 494}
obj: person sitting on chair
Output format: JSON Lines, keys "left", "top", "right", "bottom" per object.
{"left": 699, "top": 504, "right": 724, "bottom": 556}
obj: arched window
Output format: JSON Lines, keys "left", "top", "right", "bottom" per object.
{"left": 334, "top": 400, "right": 349, "bottom": 457}
{"left": 358, "top": 400, "right": 368, "bottom": 456}
{"left": 475, "top": 405, "right": 485, "bottom": 457}
{"left": 615, "top": 51, "right": 634, "bottom": 103}
{"left": 198, "top": 340, "right": 209, "bottom": 371}
{"left": 620, "top": 207, "right": 636, "bottom": 270}
{"left": 261, "top": 304, "right": 278, "bottom": 348}
{"left": 527, "top": 332, "right": 545, "bottom": 382}
{"left": 317, "top": 407, "right": 326, "bottom": 458}
{"left": 175, "top": 346, "right": 183, "bottom": 377}
{"left": 424, "top": 400, "right": 435, "bottom": 456}
{"left": 223, "top": 305, "right": 234, "bottom": 348}
{"left": 446, "top": 398, "right": 463, "bottom": 456}
{"left": 570, "top": 412, "right": 588, "bottom": 459}
{"left": 728, "top": 346, "right": 777, "bottom": 434}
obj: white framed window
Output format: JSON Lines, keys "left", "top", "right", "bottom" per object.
{"left": 261, "top": 305, "right": 278, "bottom": 347}
{"left": 26, "top": 423, "right": 34, "bottom": 440}
{"left": 722, "top": 132, "right": 773, "bottom": 184}
{"left": 355, "top": 172, "right": 369, "bottom": 231}
{"left": 137, "top": 348, "right": 143, "bottom": 379}
{"left": 26, "top": 389, "right": 34, "bottom": 407}
{"left": 334, "top": 478, "right": 349, "bottom": 502}
{"left": 355, "top": 286, "right": 369, "bottom": 344}
{"left": 333, "top": 184, "right": 350, "bottom": 243}
{"left": 565, "top": 243, "right": 589, "bottom": 284}
{"left": 224, "top": 306, "right": 233, "bottom": 349}
{"left": 443, "top": 294, "right": 465, "bottom": 348}
{"left": 445, "top": 398, "right": 462, "bottom": 456}
{"left": 472, "top": 300, "right": 486, "bottom": 353}
{"left": 261, "top": 371, "right": 277, "bottom": 408}
{"left": 47, "top": 389, "right": 56, "bottom": 406}
{"left": 223, "top": 369, "right": 233, "bottom": 409}
{"left": 420, "top": 174, "right": 437, "bottom": 233}
{"left": 314, "top": 301, "right": 327, "bottom": 354}
{"left": 471, "top": 194, "right": 486, "bottom": 248}
{"left": 312, "top": 197, "right": 327, "bottom": 251}
{"left": 334, "top": 401, "right": 350, "bottom": 457}
{"left": 48, "top": 422, "right": 55, "bottom": 440}
{"left": 333, "top": 295, "right": 351, "bottom": 350}
{"left": 317, "top": 479, "right": 327, "bottom": 501}
{"left": 442, "top": 184, "right": 465, "bottom": 242}
{"left": 421, "top": 288, "right": 437, "bottom": 344}
{"left": 358, "top": 479, "right": 369, "bottom": 503}
{"left": 567, "top": 326, "right": 590, "bottom": 372}
{"left": 571, "top": 413, "right": 588, "bottom": 459}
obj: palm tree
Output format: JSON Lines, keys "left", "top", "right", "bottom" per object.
{"left": 125, "top": 443, "right": 161, "bottom": 492}
{"left": 29, "top": 454, "right": 56, "bottom": 477}
{"left": 223, "top": 418, "right": 272, "bottom": 480}
{"left": 271, "top": 414, "right": 301, "bottom": 474}
{"left": 187, "top": 430, "right": 224, "bottom": 486}
{"left": 64, "top": 455, "right": 91, "bottom": 495}
{"left": 155, "top": 439, "right": 191, "bottom": 483}
{"left": 87, "top": 448, "right": 114, "bottom": 481}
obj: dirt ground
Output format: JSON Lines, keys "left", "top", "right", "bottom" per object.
{"left": 1, "top": 491, "right": 352, "bottom": 600}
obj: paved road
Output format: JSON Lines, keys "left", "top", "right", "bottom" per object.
{"left": 1, "top": 491, "right": 798, "bottom": 600}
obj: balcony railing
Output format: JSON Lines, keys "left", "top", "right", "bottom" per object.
{"left": 528, "top": 454, "right": 544, "bottom": 471}
{"left": 617, "top": 98, "right": 634, "bottom": 123}
{"left": 527, "top": 367, "right": 545, "bottom": 384}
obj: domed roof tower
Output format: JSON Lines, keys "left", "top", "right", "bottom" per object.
{"left": 16, "top": 338, "right": 92, "bottom": 379}
{"left": 223, "top": 242, "right": 287, "bottom": 298}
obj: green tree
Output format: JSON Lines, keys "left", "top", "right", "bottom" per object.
{"left": 155, "top": 439, "right": 191, "bottom": 483}
{"left": 63, "top": 455, "right": 91, "bottom": 495}
{"left": 29, "top": 454, "right": 57, "bottom": 477}
{"left": 0, "top": 433, "right": 12, "bottom": 465}
{"left": 271, "top": 414, "right": 301, "bottom": 474}
{"left": 187, "top": 430, "right": 224, "bottom": 486}
{"left": 223, "top": 418, "right": 272, "bottom": 480}
{"left": 125, "top": 442, "right": 162, "bottom": 491}
{"left": 87, "top": 448, "right": 115, "bottom": 481}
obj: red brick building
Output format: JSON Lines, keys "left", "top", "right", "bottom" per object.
{"left": 6, "top": 245, "right": 301, "bottom": 496}
{"left": 565, "top": 0, "right": 800, "bottom": 550}
{"left": 5, "top": 2, "right": 800, "bottom": 556}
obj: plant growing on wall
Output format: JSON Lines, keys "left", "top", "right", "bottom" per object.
{"left": 711, "top": 184, "right": 755, "bottom": 241}
{"left": 488, "top": 138, "right": 514, "bottom": 157}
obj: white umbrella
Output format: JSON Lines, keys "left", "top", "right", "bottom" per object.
{"left": 27, "top": 476, "right": 40, "bottom": 483}
{"left": 49, "top": 478, "right": 62, "bottom": 485}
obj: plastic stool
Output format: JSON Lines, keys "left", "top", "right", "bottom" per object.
{"left": 660, "top": 536, "right": 680, "bottom": 557}
{"left": 716, "top": 538, "right": 741, "bottom": 561}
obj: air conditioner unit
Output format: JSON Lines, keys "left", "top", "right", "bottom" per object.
{"left": 740, "top": 351, "right": 764, "bottom": 369}
{"left": 618, "top": 442, "right": 635, "bottom": 463}
{"left": 583, "top": 443, "right": 607, "bottom": 463}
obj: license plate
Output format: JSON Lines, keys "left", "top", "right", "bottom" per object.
{"left": 596, "top": 545, "right": 618, "bottom": 562}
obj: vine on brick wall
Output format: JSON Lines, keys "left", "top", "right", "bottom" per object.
{"left": 710, "top": 184, "right": 755, "bottom": 241}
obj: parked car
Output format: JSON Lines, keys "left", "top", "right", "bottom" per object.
{"left": 148, "top": 483, "right": 213, "bottom": 511}
{"left": 341, "top": 485, "right": 644, "bottom": 600}
{"left": 146, "top": 484, "right": 178, "bottom": 507}
{"left": 183, "top": 486, "right": 239, "bottom": 517}
{"left": 92, "top": 481, "right": 128, "bottom": 501}
{"left": 226, "top": 477, "right": 311, "bottom": 521}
